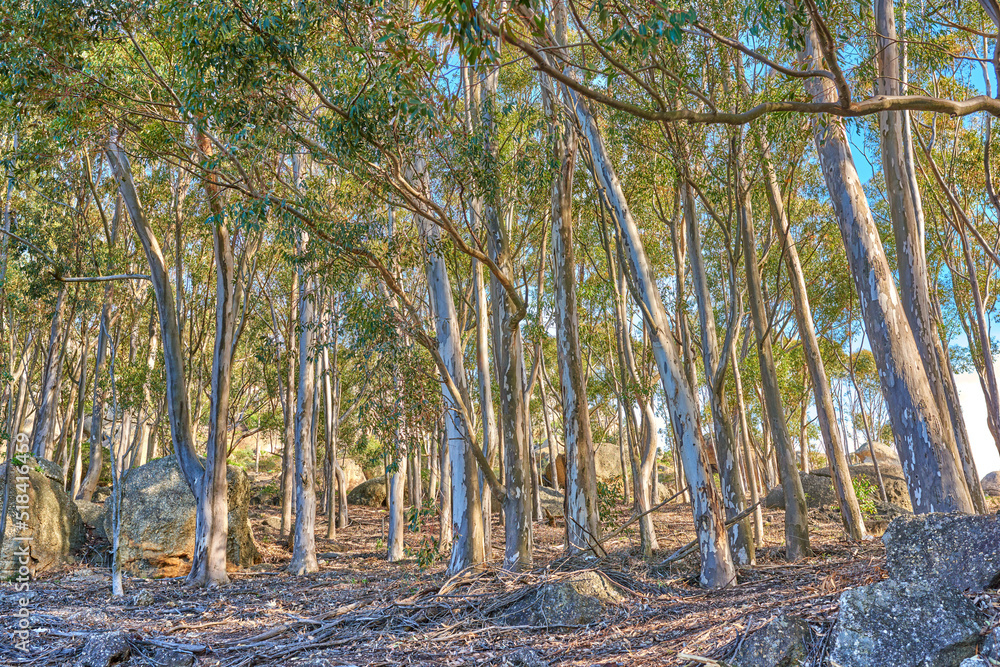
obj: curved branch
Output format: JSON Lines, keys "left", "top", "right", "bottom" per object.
{"left": 492, "top": 16, "right": 1000, "bottom": 124}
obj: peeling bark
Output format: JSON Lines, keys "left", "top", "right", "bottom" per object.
{"left": 758, "top": 146, "right": 867, "bottom": 541}
{"left": 800, "top": 23, "right": 975, "bottom": 514}
{"left": 682, "top": 181, "right": 753, "bottom": 565}
{"left": 737, "top": 134, "right": 811, "bottom": 560}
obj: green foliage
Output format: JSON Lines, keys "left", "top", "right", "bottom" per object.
{"left": 411, "top": 536, "right": 441, "bottom": 570}
{"left": 602, "top": 4, "right": 697, "bottom": 56}
{"left": 853, "top": 476, "right": 879, "bottom": 517}
{"left": 597, "top": 476, "right": 624, "bottom": 519}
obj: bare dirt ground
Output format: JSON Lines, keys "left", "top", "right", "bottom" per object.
{"left": 3, "top": 490, "right": 998, "bottom": 667}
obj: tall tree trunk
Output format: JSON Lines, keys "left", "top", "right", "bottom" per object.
{"left": 279, "top": 261, "right": 299, "bottom": 540}
{"left": 547, "top": 53, "right": 601, "bottom": 555}
{"left": 290, "top": 228, "right": 318, "bottom": 576}
{"left": 438, "top": 419, "right": 452, "bottom": 550}
{"left": 572, "top": 90, "right": 734, "bottom": 587}
{"left": 874, "top": 0, "right": 986, "bottom": 512}
{"left": 30, "top": 285, "right": 67, "bottom": 460}
{"left": 416, "top": 160, "right": 485, "bottom": 574}
{"left": 79, "top": 282, "right": 114, "bottom": 501}
{"left": 800, "top": 24, "right": 975, "bottom": 514}
{"left": 69, "top": 325, "right": 91, "bottom": 499}
{"left": 321, "top": 317, "right": 341, "bottom": 540}
{"left": 737, "top": 133, "right": 811, "bottom": 561}
{"left": 473, "top": 259, "right": 495, "bottom": 556}
{"left": 611, "top": 248, "right": 658, "bottom": 556}
{"left": 186, "top": 133, "right": 236, "bottom": 587}
{"left": 480, "top": 65, "right": 532, "bottom": 572}
{"left": 732, "top": 346, "right": 764, "bottom": 546}
{"left": 107, "top": 131, "right": 229, "bottom": 586}
{"left": 757, "top": 146, "right": 867, "bottom": 540}
{"left": 385, "top": 207, "right": 407, "bottom": 563}
{"left": 681, "top": 180, "right": 753, "bottom": 566}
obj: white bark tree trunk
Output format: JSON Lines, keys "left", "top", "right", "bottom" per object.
{"left": 30, "top": 285, "right": 66, "bottom": 460}
{"left": 572, "top": 91, "right": 734, "bottom": 587}
{"left": 758, "top": 145, "right": 868, "bottom": 541}
{"left": 874, "top": 0, "right": 986, "bottom": 512}
{"left": 800, "top": 24, "right": 975, "bottom": 514}
{"left": 737, "top": 136, "right": 811, "bottom": 561}
{"left": 544, "top": 9, "right": 601, "bottom": 553}
{"left": 473, "top": 259, "right": 495, "bottom": 555}
{"left": 415, "top": 159, "right": 485, "bottom": 574}
{"left": 107, "top": 131, "right": 231, "bottom": 586}
{"left": 290, "top": 226, "right": 319, "bottom": 576}
{"left": 681, "top": 181, "right": 753, "bottom": 565}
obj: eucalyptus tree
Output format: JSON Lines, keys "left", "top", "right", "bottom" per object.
{"left": 490, "top": 0, "right": 996, "bottom": 515}
{"left": 529, "top": 24, "right": 734, "bottom": 586}
{"left": 874, "top": 0, "right": 986, "bottom": 511}
{"left": 680, "top": 176, "right": 753, "bottom": 565}
{"left": 756, "top": 137, "right": 867, "bottom": 540}
{"left": 290, "top": 224, "right": 319, "bottom": 576}
{"left": 735, "top": 132, "right": 811, "bottom": 560}
{"left": 542, "top": 0, "right": 601, "bottom": 556}
{"left": 413, "top": 157, "right": 486, "bottom": 573}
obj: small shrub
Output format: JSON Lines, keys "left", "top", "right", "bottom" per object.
{"left": 412, "top": 537, "right": 440, "bottom": 570}
{"left": 597, "top": 476, "right": 624, "bottom": 518}
{"left": 853, "top": 476, "right": 879, "bottom": 516}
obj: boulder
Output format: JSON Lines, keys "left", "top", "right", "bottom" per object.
{"left": 347, "top": 476, "right": 388, "bottom": 507}
{"left": 831, "top": 580, "right": 987, "bottom": 667}
{"left": 345, "top": 475, "right": 409, "bottom": 507}
{"left": 812, "top": 464, "right": 912, "bottom": 511}
{"left": 593, "top": 442, "right": 626, "bottom": 482}
{"left": 543, "top": 454, "right": 566, "bottom": 489}
{"left": 853, "top": 442, "right": 900, "bottom": 467}
{"left": 882, "top": 513, "right": 1000, "bottom": 592}
{"left": 102, "top": 456, "right": 260, "bottom": 577}
{"left": 339, "top": 457, "right": 367, "bottom": 492}
{"left": 0, "top": 457, "right": 84, "bottom": 575}
{"left": 982, "top": 626, "right": 1000, "bottom": 663}
{"left": 505, "top": 571, "right": 626, "bottom": 627}
{"left": 542, "top": 444, "right": 629, "bottom": 487}
{"left": 538, "top": 486, "right": 564, "bottom": 518}
{"left": 731, "top": 615, "right": 812, "bottom": 667}
{"left": 74, "top": 500, "right": 104, "bottom": 528}
{"left": 981, "top": 471, "right": 1000, "bottom": 497}
{"left": 75, "top": 631, "right": 130, "bottom": 667}
{"left": 763, "top": 473, "right": 837, "bottom": 510}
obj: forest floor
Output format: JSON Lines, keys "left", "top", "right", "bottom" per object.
{"left": 5, "top": 485, "right": 1000, "bottom": 667}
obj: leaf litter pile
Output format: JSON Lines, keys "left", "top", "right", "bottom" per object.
{"left": 0, "top": 499, "right": 910, "bottom": 666}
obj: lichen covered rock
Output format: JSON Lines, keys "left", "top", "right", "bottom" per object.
{"left": 882, "top": 512, "right": 1000, "bottom": 592}
{"left": 347, "top": 476, "right": 388, "bottom": 507}
{"left": 764, "top": 473, "right": 837, "bottom": 510}
{"left": 831, "top": 579, "right": 986, "bottom": 667}
{"left": 731, "top": 615, "right": 811, "bottom": 667}
{"left": 0, "top": 457, "right": 83, "bottom": 575}
{"left": 504, "top": 571, "right": 626, "bottom": 627}
{"left": 103, "top": 456, "right": 260, "bottom": 577}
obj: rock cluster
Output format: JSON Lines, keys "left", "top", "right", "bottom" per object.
{"left": 504, "top": 571, "right": 626, "bottom": 627}
{"left": 0, "top": 456, "right": 83, "bottom": 575}
{"left": 831, "top": 513, "right": 998, "bottom": 667}
{"left": 103, "top": 456, "right": 260, "bottom": 577}
{"left": 733, "top": 512, "right": 999, "bottom": 667}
